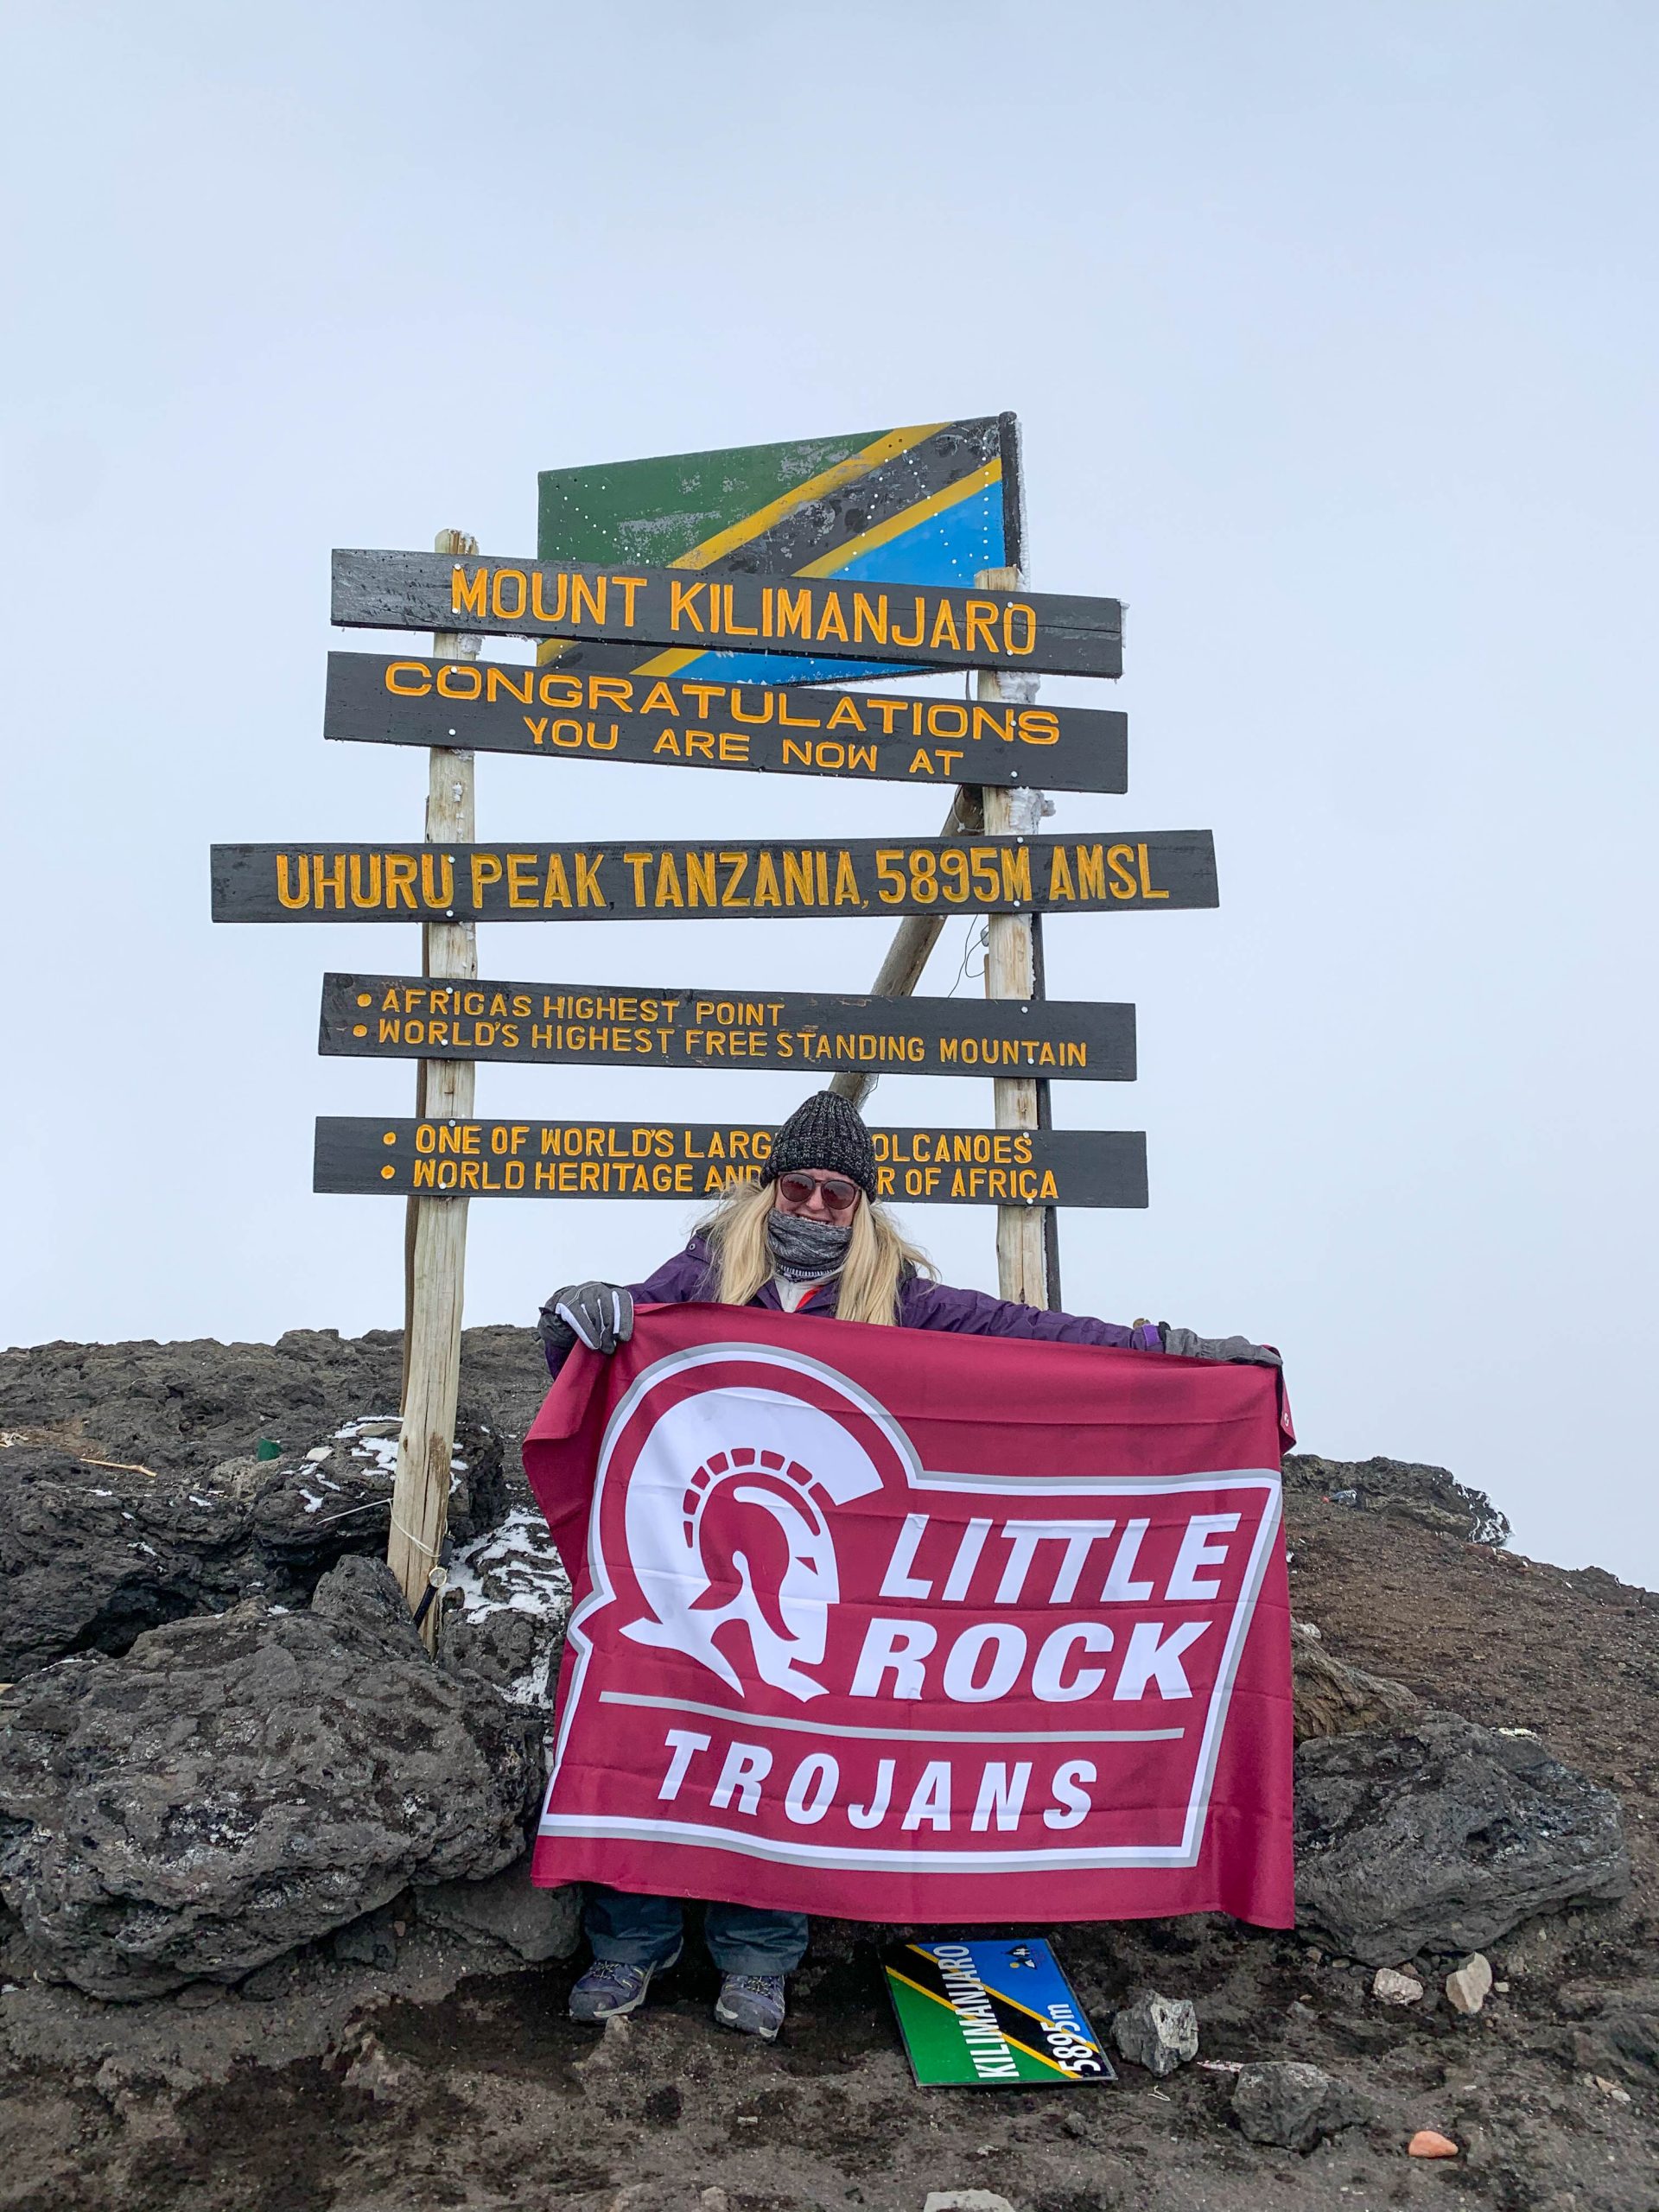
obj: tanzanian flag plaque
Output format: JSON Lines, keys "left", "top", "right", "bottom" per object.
{"left": 882, "top": 1938, "right": 1115, "bottom": 2088}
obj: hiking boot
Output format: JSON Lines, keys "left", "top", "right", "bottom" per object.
{"left": 569, "top": 1948, "right": 680, "bottom": 2022}
{"left": 714, "top": 1972, "right": 786, "bottom": 2041}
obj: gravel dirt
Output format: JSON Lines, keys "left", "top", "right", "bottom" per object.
{"left": 1, "top": 1332, "right": 1654, "bottom": 2211}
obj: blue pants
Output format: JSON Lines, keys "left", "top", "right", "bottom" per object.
{"left": 583, "top": 1885, "right": 808, "bottom": 1975}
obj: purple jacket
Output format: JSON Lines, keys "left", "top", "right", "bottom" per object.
{"left": 542, "top": 1238, "right": 1162, "bottom": 1374}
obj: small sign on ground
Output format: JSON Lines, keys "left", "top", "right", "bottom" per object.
{"left": 883, "top": 1938, "right": 1115, "bottom": 2088}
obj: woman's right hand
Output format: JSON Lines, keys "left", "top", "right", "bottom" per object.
{"left": 537, "top": 1282, "right": 635, "bottom": 1357}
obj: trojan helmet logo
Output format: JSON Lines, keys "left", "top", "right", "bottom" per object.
{"left": 618, "top": 1384, "right": 884, "bottom": 1702}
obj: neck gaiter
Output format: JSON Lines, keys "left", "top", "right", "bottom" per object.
{"left": 766, "top": 1209, "right": 853, "bottom": 1282}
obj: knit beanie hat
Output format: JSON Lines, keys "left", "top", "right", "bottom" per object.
{"left": 762, "top": 1090, "right": 878, "bottom": 1198}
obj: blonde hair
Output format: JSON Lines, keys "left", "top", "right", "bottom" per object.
{"left": 696, "top": 1175, "right": 936, "bottom": 1326}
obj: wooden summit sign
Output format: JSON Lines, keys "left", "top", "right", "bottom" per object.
{"left": 330, "top": 550, "right": 1124, "bottom": 680}
{"left": 322, "top": 652, "right": 1128, "bottom": 794}
{"left": 320, "top": 973, "right": 1137, "bottom": 1083}
{"left": 314, "top": 1117, "right": 1149, "bottom": 1210}
{"left": 213, "top": 833, "right": 1216, "bottom": 922}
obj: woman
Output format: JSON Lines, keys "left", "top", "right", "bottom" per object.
{"left": 537, "top": 1091, "right": 1276, "bottom": 2043}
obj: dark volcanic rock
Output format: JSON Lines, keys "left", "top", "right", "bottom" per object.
{"left": 0, "top": 1328, "right": 408, "bottom": 1478}
{"left": 1295, "top": 1711, "right": 1630, "bottom": 1964}
{"left": 416, "top": 1853, "right": 580, "bottom": 1962}
{"left": 1292, "top": 1628, "right": 1422, "bottom": 1744}
{"left": 0, "top": 1421, "right": 504, "bottom": 1681}
{"left": 0, "top": 1556, "right": 541, "bottom": 1999}
{"left": 1232, "top": 2060, "right": 1370, "bottom": 2151}
{"left": 1284, "top": 1452, "right": 1510, "bottom": 1547}
{"left": 0, "top": 1323, "right": 543, "bottom": 1484}
{"left": 1110, "top": 1990, "right": 1199, "bottom": 2075}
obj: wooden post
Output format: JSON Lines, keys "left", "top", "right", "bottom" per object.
{"left": 390, "top": 528, "right": 479, "bottom": 1646}
{"left": 976, "top": 565, "right": 1050, "bottom": 1307}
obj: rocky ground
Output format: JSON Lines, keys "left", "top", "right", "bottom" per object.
{"left": 0, "top": 1326, "right": 1654, "bottom": 2211}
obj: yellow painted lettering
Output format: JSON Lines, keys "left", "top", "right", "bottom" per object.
{"left": 774, "top": 585, "right": 811, "bottom": 639}
{"left": 685, "top": 850, "right": 717, "bottom": 906}
{"left": 815, "top": 593, "right": 849, "bottom": 643}
{"left": 490, "top": 569, "right": 527, "bottom": 620}
{"left": 451, "top": 566, "right": 487, "bottom": 618}
{"left": 570, "top": 574, "right": 607, "bottom": 626}
{"left": 670, "top": 578, "right": 706, "bottom": 632}
{"left": 485, "top": 666, "right": 532, "bottom": 705}
{"left": 531, "top": 569, "right": 569, "bottom": 623}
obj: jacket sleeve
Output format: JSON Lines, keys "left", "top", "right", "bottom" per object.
{"left": 627, "top": 1238, "right": 717, "bottom": 1307}
{"left": 900, "top": 1276, "right": 1161, "bottom": 1351}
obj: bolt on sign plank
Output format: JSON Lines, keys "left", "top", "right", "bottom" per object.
{"left": 319, "top": 973, "right": 1138, "bottom": 1083}
{"left": 329, "top": 552, "right": 1123, "bottom": 681}
{"left": 313, "top": 1119, "right": 1150, "bottom": 1210}
{"left": 321, "top": 652, "right": 1128, "bottom": 794}
{"left": 211, "top": 834, "right": 1217, "bottom": 923}
{"left": 534, "top": 415, "right": 1025, "bottom": 689}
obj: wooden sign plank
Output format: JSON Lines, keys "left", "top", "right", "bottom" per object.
{"left": 330, "top": 550, "right": 1124, "bottom": 680}
{"left": 314, "top": 1118, "right": 1149, "bottom": 1210}
{"left": 319, "top": 973, "right": 1137, "bottom": 1083}
{"left": 212, "top": 833, "right": 1217, "bottom": 923}
{"left": 322, "top": 651, "right": 1128, "bottom": 795}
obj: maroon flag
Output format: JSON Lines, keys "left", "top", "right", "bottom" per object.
{"left": 524, "top": 1304, "right": 1294, "bottom": 1927}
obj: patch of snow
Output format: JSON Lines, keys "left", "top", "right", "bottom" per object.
{"left": 449, "top": 1506, "right": 571, "bottom": 1713}
{"left": 91, "top": 1488, "right": 115, "bottom": 1497}
{"left": 188, "top": 1495, "right": 215, "bottom": 1508}
{"left": 298, "top": 1487, "right": 326, "bottom": 1515}
{"left": 449, "top": 1506, "right": 571, "bottom": 1622}
{"left": 333, "top": 1417, "right": 402, "bottom": 1479}
{"left": 129, "top": 1541, "right": 159, "bottom": 1557}
{"left": 504, "top": 1660, "right": 556, "bottom": 1711}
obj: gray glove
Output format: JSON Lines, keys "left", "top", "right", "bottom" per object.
{"left": 538, "top": 1281, "right": 634, "bottom": 1357}
{"left": 1160, "top": 1324, "right": 1281, "bottom": 1369}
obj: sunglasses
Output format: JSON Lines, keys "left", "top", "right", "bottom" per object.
{"left": 777, "top": 1172, "right": 861, "bottom": 1215}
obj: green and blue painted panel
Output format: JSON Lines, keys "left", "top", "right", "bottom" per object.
{"left": 536, "top": 415, "right": 1022, "bottom": 687}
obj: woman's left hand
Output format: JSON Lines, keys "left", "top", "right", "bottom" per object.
{"left": 539, "top": 1282, "right": 635, "bottom": 1356}
{"left": 1160, "top": 1325, "right": 1281, "bottom": 1368}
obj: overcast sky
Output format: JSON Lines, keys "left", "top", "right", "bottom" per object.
{"left": 3, "top": 3, "right": 1655, "bottom": 1580}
